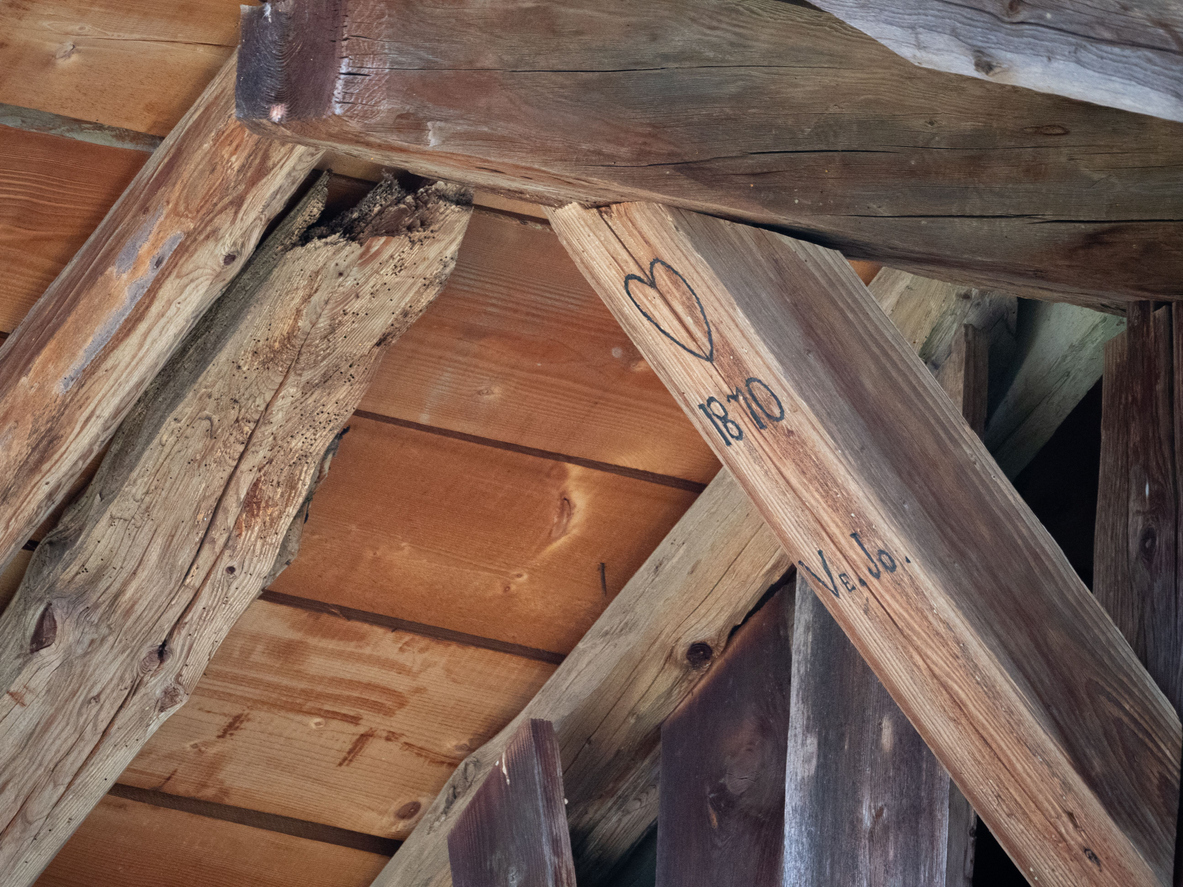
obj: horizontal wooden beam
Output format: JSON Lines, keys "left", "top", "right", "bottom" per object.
{"left": 0, "top": 55, "right": 321, "bottom": 579}
{"left": 548, "top": 200, "right": 1181, "bottom": 887}
{"left": 0, "top": 176, "right": 472, "bottom": 885}
{"left": 235, "top": 0, "right": 1183, "bottom": 305}
{"left": 807, "top": 0, "right": 1183, "bottom": 123}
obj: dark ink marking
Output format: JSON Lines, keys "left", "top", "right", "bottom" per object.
{"left": 30, "top": 603, "right": 57, "bottom": 653}
{"left": 1083, "top": 848, "right": 1100, "bottom": 869}
{"left": 851, "top": 532, "right": 881, "bottom": 580}
{"left": 624, "top": 258, "right": 714, "bottom": 362}
{"left": 839, "top": 572, "right": 857, "bottom": 594}
{"left": 798, "top": 550, "right": 841, "bottom": 599}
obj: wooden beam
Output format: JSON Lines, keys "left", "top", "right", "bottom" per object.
{"left": 656, "top": 586, "right": 793, "bottom": 887}
{"left": 447, "top": 720, "right": 576, "bottom": 887}
{"left": 0, "top": 55, "right": 322, "bottom": 579}
{"left": 985, "top": 300, "right": 1125, "bottom": 479}
{"left": 0, "top": 176, "right": 472, "bottom": 885}
{"left": 806, "top": 0, "right": 1183, "bottom": 123}
{"left": 785, "top": 323, "right": 987, "bottom": 887}
{"left": 235, "top": 0, "right": 1183, "bottom": 305}
{"left": 368, "top": 268, "right": 1031, "bottom": 887}
{"left": 547, "top": 200, "right": 1180, "bottom": 887}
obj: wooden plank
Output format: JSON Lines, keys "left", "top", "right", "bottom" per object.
{"left": 548, "top": 200, "right": 1181, "bottom": 887}
{"left": 656, "top": 586, "right": 793, "bottom": 887}
{"left": 268, "top": 414, "right": 700, "bottom": 656}
{"left": 807, "top": 0, "right": 1183, "bottom": 123}
{"left": 0, "top": 126, "right": 146, "bottom": 332}
{"left": 784, "top": 326, "right": 985, "bottom": 887}
{"left": 0, "top": 56, "right": 321, "bottom": 580}
{"left": 0, "top": 175, "right": 471, "bottom": 885}
{"left": 121, "top": 598, "right": 554, "bottom": 840}
{"left": 237, "top": 0, "right": 1183, "bottom": 304}
{"left": 372, "top": 267, "right": 1032, "bottom": 887}
{"left": 35, "top": 794, "right": 388, "bottom": 887}
{"left": 448, "top": 720, "right": 576, "bottom": 887}
{"left": 985, "top": 300, "right": 1125, "bottom": 479}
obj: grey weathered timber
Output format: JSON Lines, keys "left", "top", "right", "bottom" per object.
{"left": 448, "top": 720, "right": 576, "bottom": 887}
{"left": 234, "top": 0, "right": 1183, "bottom": 306}
{"left": 0, "top": 55, "right": 321, "bottom": 581}
{"left": 808, "top": 0, "right": 1183, "bottom": 123}
{"left": 0, "top": 176, "right": 472, "bottom": 886}
{"left": 986, "top": 300, "right": 1125, "bottom": 478}
{"left": 549, "top": 200, "right": 1180, "bottom": 887}
{"left": 657, "top": 587, "right": 793, "bottom": 887}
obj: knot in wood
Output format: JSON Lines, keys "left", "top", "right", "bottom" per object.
{"left": 686, "top": 641, "right": 713, "bottom": 668}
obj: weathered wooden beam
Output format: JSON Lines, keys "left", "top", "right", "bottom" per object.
{"left": 548, "top": 200, "right": 1181, "bottom": 887}
{"left": 985, "top": 300, "right": 1125, "bottom": 479}
{"left": 657, "top": 586, "right": 793, "bottom": 887}
{"left": 0, "top": 175, "right": 472, "bottom": 885}
{"left": 0, "top": 55, "right": 322, "bottom": 579}
{"left": 235, "top": 0, "right": 1183, "bottom": 305}
{"left": 369, "top": 268, "right": 1028, "bottom": 887}
{"left": 807, "top": 0, "right": 1183, "bottom": 123}
{"left": 1095, "top": 304, "right": 1183, "bottom": 886}
{"left": 448, "top": 719, "right": 576, "bottom": 887}
{"left": 784, "top": 323, "right": 988, "bottom": 887}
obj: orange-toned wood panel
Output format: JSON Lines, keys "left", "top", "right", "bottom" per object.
{"left": 0, "top": 0, "right": 238, "bottom": 136}
{"left": 363, "top": 209, "right": 719, "bottom": 483}
{"left": 0, "top": 125, "right": 145, "bottom": 332}
{"left": 36, "top": 794, "right": 388, "bottom": 887}
{"left": 121, "top": 599, "right": 553, "bottom": 839}
{"left": 270, "top": 415, "right": 699, "bottom": 654}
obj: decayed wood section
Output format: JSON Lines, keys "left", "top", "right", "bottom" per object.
{"left": 784, "top": 327, "right": 987, "bottom": 887}
{"left": 372, "top": 266, "right": 1016, "bottom": 887}
{"left": 448, "top": 720, "right": 576, "bottom": 887}
{"left": 808, "top": 0, "right": 1183, "bottom": 123}
{"left": 236, "top": 0, "right": 1183, "bottom": 305}
{"left": 1095, "top": 304, "right": 1183, "bottom": 885}
{"left": 985, "top": 300, "right": 1124, "bottom": 479}
{"left": 0, "top": 175, "right": 472, "bottom": 885}
{"left": 657, "top": 587, "right": 793, "bottom": 887}
{"left": 548, "top": 201, "right": 1181, "bottom": 887}
{"left": 0, "top": 55, "right": 322, "bottom": 580}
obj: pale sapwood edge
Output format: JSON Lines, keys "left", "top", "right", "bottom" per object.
{"left": 0, "top": 52, "right": 323, "bottom": 582}
{"left": 806, "top": 0, "right": 1183, "bottom": 124}
{"left": 0, "top": 171, "right": 473, "bottom": 887}
{"left": 545, "top": 200, "right": 1179, "bottom": 887}
{"left": 232, "top": 0, "right": 1183, "bottom": 307}
{"left": 369, "top": 266, "right": 1014, "bottom": 887}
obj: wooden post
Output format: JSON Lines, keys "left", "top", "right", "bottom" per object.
{"left": 657, "top": 586, "right": 793, "bottom": 887}
{"left": 548, "top": 200, "right": 1180, "bottom": 887}
{"left": 448, "top": 720, "right": 576, "bottom": 887}
{"left": 0, "top": 176, "right": 472, "bottom": 885}
{"left": 234, "top": 0, "right": 1183, "bottom": 305}
{"left": 1095, "top": 303, "right": 1183, "bottom": 885}
{"left": 0, "top": 55, "right": 322, "bottom": 579}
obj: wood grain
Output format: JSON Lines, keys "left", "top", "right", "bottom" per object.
{"left": 122, "top": 598, "right": 554, "bottom": 841}
{"left": 657, "top": 587, "right": 793, "bottom": 887}
{"left": 985, "top": 300, "right": 1125, "bottom": 479}
{"left": 548, "top": 200, "right": 1181, "bottom": 887}
{"left": 35, "top": 794, "right": 389, "bottom": 887}
{"left": 237, "top": 0, "right": 1183, "bottom": 304}
{"left": 784, "top": 327, "right": 986, "bottom": 887}
{"left": 0, "top": 126, "right": 146, "bottom": 332}
{"left": 0, "top": 175, "right": 471, "bottom": 885}
{"left": 268, "top": 414, "right": 700, "bottom": 655}
{"left": 808, "top": 0, "right": 1183, "bottom": 122}
{"left": 0, "top": 56, "right": 321, "bottom": 582}
{"left": 448, "top": 720, "right": 576, "bottom": 887}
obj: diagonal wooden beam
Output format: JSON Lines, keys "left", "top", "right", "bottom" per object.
{"left": 233, "top": 0, "right": 1183, "bottom": 306}
{"left": 0, "top": 54, "right": 322, "bottom": 579}
{"left": 806, "top": 0, "right": 1183, "bottom": 123}
{"left": 548, "top": 200, "right": 1180, "bottom": 887}
{"left": 0, "top": 176, "right": 472, "bottom": 886}
{"left": 369, "top": 267, "right": 1016, "bottom": 887}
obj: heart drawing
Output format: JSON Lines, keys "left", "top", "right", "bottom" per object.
{"left": 624, "top": 258, "right": 715, "bottom": 363}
